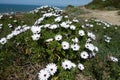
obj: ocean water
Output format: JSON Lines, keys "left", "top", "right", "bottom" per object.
{"left": 0, "top": 4, "right": 65, "bottom": 13}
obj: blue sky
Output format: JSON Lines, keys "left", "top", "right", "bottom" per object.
{"left": 0, "top": 0, "right": 92, "bottom": 6}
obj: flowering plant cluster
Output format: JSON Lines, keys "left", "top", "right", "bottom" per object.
{"left": 0, "top": 6, "right": 120, "bottom": 80}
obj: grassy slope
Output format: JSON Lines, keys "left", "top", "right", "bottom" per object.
{"left": 86, "top": 0, "right": 120, "bottom": 10}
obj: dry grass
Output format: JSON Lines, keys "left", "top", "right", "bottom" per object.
{"left": 76, "top": 73, "right": 96, "bottom": 80}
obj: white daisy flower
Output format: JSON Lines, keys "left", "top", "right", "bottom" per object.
{"left": 102, "top": 0, "right": 106, "bottom": 2}
{"left": 44, "top": 24, "right": 50, "bottom": 28}
{"left": 0, "top": 37, "right": 7, "bottom": 45}
{"left": 71, "top": 44, "right": 80, "bottom": 51}
{"left": 115, "top": 27, "right": 117, "bottom": 30}
{"left": 71, "top": 63, "right": 76, "bottom": 68}
{"left": 72, "top": 37, "right": 79, "bottom": 43}
{"left": 8, "top": 24, "right": 13, "bottom": 28}
{"left": 106, "top": 24, "right": 110, "bottom": 27}
{"left": 73, "top": 18, "right": 79, "bottom": 23}
{"left": 64, "top": 16, "right": 68, "bottom": 18}
{"left": 60, "top": 22, "right": 69, "bottom": 29}
{"left": 70, "top": 25, "right": 76, "bottom": 30}
{"left": 62, "top": 60, "right": 75, "bottom": 70}
{"left": 6, "top": 33, "right": 14, "bottom": 39}
{"left": 31, "top": 34, "right": 40, "bottom": 40}
{"left": 15, "top": 26, "right": 21, "bottom": 31}
{"left": 110, "top": 56, "right": 118, "bottom": 62}
{"left": 46, "top": 63, "right": 57, "bottom": 75}
{"left": 91, "top": 52, "right": 96, "bottom": 57}
{"left": 89, "top": 24, "right": 94, "bottom": 27}
{"left": 0, "top": 27, "right": 2, "bottom": 29}
{"left": 45, "top": 38, "right": 53, "bottom": 42}
{"left": 55, "top": 34, "right": 62, "bottom": 41}
{"left": 97, "top": 23, "right": 102, "bottom": 25}
{"left": 85, "top": 43, "right": 95, "bottom": 52}
{"left": 43, "top": 13, "right": 53, "bottom": 17}
{"left": 62, "top": 41, "right": 69, "bottom": 50}
{"left": 105, "top": 35, "right": 111, "bottom": 39}
{"left": 78, "top": 63, "right": 85, "bottom": 71}
{"left": 103, "top": 27, "right": 106, "bottom": 29}
{"left": 13, "top": 20, "right": 17, "bottom": 22}
{"left": 80, "top": 51, "right": 89, "bottom": 59}
{"left": 104, "top": 36, "right": 111, "bottom": 43}
{"left": 86, "top": 38, "right": 92, "bottom": 43}
{"left": 85, "top": 19, "right": 88, "bottom": 22}
{"left": 0, "top": 15, "right": 3, "bottom": 19}
{"left": 34, "top": 9, "right": 39, "bottom": 13}
{"left": 34, "top": 17, "right": 44, "bottom": 25}
{"left": 12, "top": 30, "right": 21, "bottom": 36}
{"left": 38, "top": 69, "right": 50, "bottom": 80}
{"left": 9, "top": 16, "right": 13, "bottom": 19}
{"left": 49, "top": 24, "right": 58, "bottom": 29}
{"left": 105, "top": 39, "right": 110, "bottom": 43}
{"left": 94, "top": 46, "right": 99, "bottom": 52}
{"left": 0, "top": 24, "right": 3, "bottom": 26}
{"left": 78, "top": 30, "right": 85, "bottom": 36}
{"left": 22, "top": 26, "right": 30, "bottom": 32}
{"left": 66, "top": 20, "right": 72, "bottom": 24}
{"left": 31, "top": 26, "right": 41, "bottom": 34}
{"left": 87, "top": 32, "right": 96, "bottom": 40}
{"left": 54, "top": 16, "right": 62, "bottom": 22}
{"left": 0, "top": 24, "right": 3, "bottom": 29}
{"left": 81, "top": 25, "right": 85, "bottom": 28}
{"left": 89, "top": 52, "right": 96, "bottom": 58}
{"left": 86, "top": 24, "right": 90, "bottom": 27}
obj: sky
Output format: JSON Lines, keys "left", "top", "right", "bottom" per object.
{"left": 0, "top": 0, "right": 92, "bottom": 6}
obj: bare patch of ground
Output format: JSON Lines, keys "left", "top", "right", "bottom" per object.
{"left": 79, "top": 7, "right": 120, "bottom": 25}
{"left": 76, "top": 73, "right": 96, "bottom": 80}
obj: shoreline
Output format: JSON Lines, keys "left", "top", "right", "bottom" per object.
{"left": 0, "top": 4, "right": 66, "bottom": 15}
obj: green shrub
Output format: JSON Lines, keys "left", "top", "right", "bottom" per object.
{"left": 0, "top": 6, "right": 120, "bottom": 80}
{"left": 86, "top": 0, "right": 120, "bottom": 10}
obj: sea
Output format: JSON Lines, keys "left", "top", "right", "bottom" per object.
{"left": 0, "top": 4, "right": 65, "bottom": 14}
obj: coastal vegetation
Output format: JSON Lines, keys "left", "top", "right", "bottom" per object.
{"left": 86, "top": 0, "right": 120, "bottom": 10}
{"left": 0, "top": 4, "right": 120, "bottom": 80}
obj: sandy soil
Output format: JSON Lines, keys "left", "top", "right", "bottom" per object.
{"left": 79, "top": 7, "right": 120, "bottom": 25}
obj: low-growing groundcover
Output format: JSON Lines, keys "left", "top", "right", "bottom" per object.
{"left": 0, "top": 6, "right": 120, "bottom": 80}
